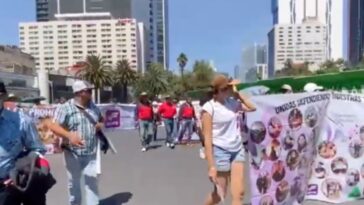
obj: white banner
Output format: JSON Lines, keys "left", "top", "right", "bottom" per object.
{"left": 246, "top": 92, "right": 364, "bottom": 204}
{"left": 306, "top": 93, "right": 364, "bottom": 203}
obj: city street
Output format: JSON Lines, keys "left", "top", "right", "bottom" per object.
{"left": 47, "top": 129, "right": 363, "bottom": 205}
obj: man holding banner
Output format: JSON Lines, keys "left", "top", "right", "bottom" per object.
{"left": 54, "top": 80, "right": 103, "bottom": 205}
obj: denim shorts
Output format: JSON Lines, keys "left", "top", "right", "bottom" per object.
{"left": 213, "top": 145, "right": 245, "bottom": 172}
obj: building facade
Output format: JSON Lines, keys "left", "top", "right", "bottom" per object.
{"left": 348, "top": 0, "right": 364, "bottom": 65}
{"left": 240, "top": 44, "right": 267, "bottom": 82}
{"left": 269, "top": 21, "right": 327, "bottom": 74}
{"left": 270, "top": 0, "right": 349, "bottom": 62}
{"left": 0, "top": 45, "right": 36, "bottom": 75}
{"left": 36, "top": 0, "right": 132, "bottom": 21}
{"left": 35, "top": 0, "right": 169, "bottom": 69}
{"left": 19, "top": 19, "right": 145, "bottom": 72}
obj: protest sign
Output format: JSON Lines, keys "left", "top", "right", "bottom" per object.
{"left": 305, "top": 92, "right": 364, "bottom": 203}
{"left": 247, "top": 93, "right": 331, "bottom": 205}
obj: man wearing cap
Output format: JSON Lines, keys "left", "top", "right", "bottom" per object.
{"left": 135, "top": 92, "right": 154, "bottom": 152}
{"left": 53, "top": 80, "right": 103, "bottom": 205}
{"left": 0, "top": 82, "right": 47, "bottom": 205}
{"left": 158, "top": 95, "right": 177, "bottom": 149}
{"left": 304, "top": 83, "right": 324, "bottom": 92}
{"left": 281, "top": 84, "right": 293, "bottom": 94}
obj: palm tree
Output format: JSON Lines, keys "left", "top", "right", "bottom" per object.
{"left": 177, "top": 53, "right": 188, "bottom": 78}
{"left": 113, "top": 60, "right": 138, "bottom": 102}
{"left": 76, "top": 55, "right": 112, "bottom": 103}
{"left": 134, "top": 63, "right": 168, "bottom": 98}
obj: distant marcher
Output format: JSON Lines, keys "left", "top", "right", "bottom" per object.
{"left": 158, "top": 96, "right": 177, "bottom": 149}
{"left": 303, "top": 83, "right": 324, "bottom": 93}
{"left": 177, "top": 97, "right": 197, "bottom": 144}
{"left": 281, "top": 84, "right": 293, "bottom": 94}
{"left": 135, "top": 92, "right": 154, "bottom": 152}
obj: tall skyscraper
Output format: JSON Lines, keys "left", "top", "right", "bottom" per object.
{"left": 348, "top": 0, "right": 364, "bottom": 65}
{"left": 35, "top": 0, "right": 169, "bottom": 69}
{"left": 270, "top": 0, "right": 349, "bottom": 60}
{"left": 36, "top": 0, "right": 131, "bottom": 21}
{"left": 240, "top": 44, "right": 267, "bottom": 82}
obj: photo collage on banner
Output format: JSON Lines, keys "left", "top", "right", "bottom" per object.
{"left": 25, "top": 105, "right": 62, "bottom": 154}
{"left": 306, "top": 92, "right": 364, "bottom": 203}
{"left": 247, "top": 93, "right": 331, "bottom": 205}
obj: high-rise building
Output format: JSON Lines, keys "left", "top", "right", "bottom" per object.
{"left": 269, "top": 0, "right": 349, "bottom": 77}
{"left": 19, "top": 19, "right": 146, "bottom": 72}
{"left": 240, "top": 44, "right": 267, "bottom": 82}
{"left": 36, "top": 0, "right": 131, "bottom": 21}
{"left": 35, "top": 0, "right": 169, "bottom": 69}
{"left": 268, "top": 20, "right": 327, "bottom": 76}
{"left": 348, "top": 0, "right": 364, "bottom": 65}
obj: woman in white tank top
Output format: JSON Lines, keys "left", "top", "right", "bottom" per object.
{"left": 201, "top": 75, "right": 256, "bottom": 205}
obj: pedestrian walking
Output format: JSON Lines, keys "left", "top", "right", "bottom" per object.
{"left": 177, "top": 97, "right": 197, "bottom": 145}
{"left": 201, "top": 75, "right": 256, "bottom": 205}
{"left": 152, "top": 100, "right": 160, "bottom": 142}
{"left": 158, "top": 96, "right": 177, "bottom": 149}
{"left": 54, "top": 80, "right": 104, "bottom": 205}
{"left": 0, "top": 82, "right": 48, "bottom": 205}
{"left": 135, "top": 92, "right": 154, "bottom": 152}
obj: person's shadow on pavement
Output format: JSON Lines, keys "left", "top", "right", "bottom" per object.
{"left": 100, "top": 192, "right": 133, "bottom": 205}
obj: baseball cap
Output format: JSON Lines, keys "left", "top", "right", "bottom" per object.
{"left": 140, "top": 92, "right": 148, "bottom": 96}
{"left": 0, "top": 82, "right": 7, "bottom": 94}
{"left": 303, "top": 83, "right": 323, "bottom": 92}
{"left": 72, "top": 80, "right": 94, "bottom": 93}
{"left": 281, "top": 84, "right": 292, "bottom": 91}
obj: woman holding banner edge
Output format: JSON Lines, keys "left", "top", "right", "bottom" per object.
{"left": 201, "top": 75, "right": 256, "bottom": 205}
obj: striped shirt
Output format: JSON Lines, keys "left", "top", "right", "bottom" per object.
{"left": 53, "top": 99, "right": 102, "bottom": 156}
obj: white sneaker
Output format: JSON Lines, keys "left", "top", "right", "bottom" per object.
{"left": 199, "top": 148, "right": 206, "bottom": 159}
{"left": 166, "top": 143, "right": 170, "bottom": 147}
{"left": 141, "top": 147, "right": 147, "bottom": 152}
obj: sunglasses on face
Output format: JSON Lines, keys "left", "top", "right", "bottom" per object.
{"left": 81, "top": 89, "right": 92, "bottom": 94}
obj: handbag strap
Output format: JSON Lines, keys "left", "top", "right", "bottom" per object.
{"left": 75, "top": 104, "right": 98, "bottom": 125}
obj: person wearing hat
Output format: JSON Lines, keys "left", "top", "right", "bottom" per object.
{"left": 53, "top": 80, "right": 103, "bottom": 205}
{"left": 135, "top": 92, "right": 154, "bottom": 152}
{"left": 281, "top": 84, "right": 293, "bottom": 94}
{"left": 158, "top": 95, "right": 177, "bottom": 149}
{"left": 303, "top": 82, "right": 324, "bottom": 92}
{"left": 177, "top": 97, "right": 197, "bottom": 145}
{"left": 0, "top": 82, "right": 48, "bottom": 204}
{"left": 201, "top": 75, "right": 256, "bottom": 205}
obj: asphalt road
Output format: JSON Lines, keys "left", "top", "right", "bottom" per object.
{"left": 46, "top": 129, "right": 364, "bottom": 205}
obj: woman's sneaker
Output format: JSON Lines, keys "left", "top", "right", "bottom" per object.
{"left": 141, "top": 147, "right": 147, "bottom": 152}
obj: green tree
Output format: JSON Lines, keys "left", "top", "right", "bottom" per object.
{"left": 134, "top": 63, "right": 168, "bottom": 98}
{"left": 191, "top": 60, "right": 214, "bottom": 89}
{"left": 113, "top": 60, "right": 138, "bottom": 102}
{"left": 177, "top": 53, "right": 188, "bottom": 90}
{"left": 76, "top": 55, "right": 112, "bottom": 103}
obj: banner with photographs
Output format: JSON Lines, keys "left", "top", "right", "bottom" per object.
{"left": 25, "top": 106, "right": 63, "bottom": 155}
{"left": 305, "top": 92, "right": 364, "bottom": 203}
{"left": 247, "top": 92, "right": 331, "bottom": 205}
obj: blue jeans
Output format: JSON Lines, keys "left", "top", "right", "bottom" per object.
{"left": 163, "top": 119, "right": 175, "bottom": 143}
{"left": 177, "top": 119, "right": 194, "bottom": 142}
{"left": 139, "top": 120, "right": 154, "bottom": 147}
{"left": 64, "top": 150, "right": 99, "bottom": 205}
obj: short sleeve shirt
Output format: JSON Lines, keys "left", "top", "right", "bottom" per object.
{"left": 202, "top": 98, "right": 242, "bottom": 152}
{"left": 53, "top": 99, "right": 102, "bottom": 156}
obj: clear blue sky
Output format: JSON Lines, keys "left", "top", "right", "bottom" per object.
{"left": 0, "top": 0, "right": 271, "bottom": 76}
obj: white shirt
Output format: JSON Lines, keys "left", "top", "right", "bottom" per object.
{"left": 202, "top": 98, "right": 242, "bottom": 152}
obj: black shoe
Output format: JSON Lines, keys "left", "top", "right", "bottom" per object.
{"left": 170, "top": 143, "right": 175, "bottom": 149}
